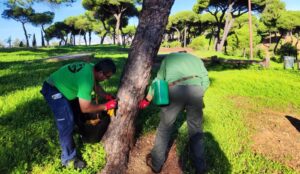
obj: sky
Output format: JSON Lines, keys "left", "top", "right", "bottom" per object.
{"left": 0, "top": 0, "right": 299, "bottom": 46}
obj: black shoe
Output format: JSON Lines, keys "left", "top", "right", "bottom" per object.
{"left": 146, "top": 154, "right": 161, "bottom": 173}
{"left": 65, "top": 158, "right": 86, "bottom": 170}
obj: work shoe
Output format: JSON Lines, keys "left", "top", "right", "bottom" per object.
{"left": 146, "top": 153, "right": 161, "bottom": 173}
{"left": 65, "top": 158, "right": 86, "bottom": 170}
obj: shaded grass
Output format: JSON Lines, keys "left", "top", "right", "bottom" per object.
{"left": 0, "top": 45, "right": 127, "bottom": 174}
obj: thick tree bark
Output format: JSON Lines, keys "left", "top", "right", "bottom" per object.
{"left": 100, "top": 0, "right": 175, "bottom": 173}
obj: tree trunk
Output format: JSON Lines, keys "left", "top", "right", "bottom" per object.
{"left": 42, "top": 25, "right": 49, "bottom": 46}
{"left": 65, "top": 34, "right": 69, "bottom": 45}
{"left": 78, "top": 29, "right": 82, "bottom": 45}
{"left": 89, "top": 30, "right": 92, "bottom": 45}
{"left": 113, "top": 29, "right": 116, "bottom": 45}
{"left": 171, "top": 27, "right": 180, "bottom": 42}
{"left": 217, "top": 0, "right": 235, "bottom": 52}
{"left": 101, "top": 32, "right": 108, "bottom": 44}
{"left": 114, "top": 13, "right": 123, "bottom": 45}
{"left": 22, "top": 22, "right": 29, "bottom": 47}
{"left": 269, "top": 31, "right": 272, "bottom": 46}
{"left": 83, "top": 32, "right": 87, "bottom": 46}
{"left": 274, "top": 33, "right": 283, "bottom": 53}
{"left": 183, "top": 26, "right": 187, "bottom": 48}
{"left": 211, "top": 11, "right": 226, "bottom": 51}
{"left": 100, "top": 0, "right": 175, "bottom": 173}
{"left": 73, "top": 35, "right": 76, "bottom": 46}
{"left": 217, "top": 18, "right": 234, "bottom": 52}
{"left": 41, "top": 29, "right": 45, "bottom": 47}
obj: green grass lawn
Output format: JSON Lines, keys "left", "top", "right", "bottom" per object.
{"left": 0, "top": 45, "right": 299, "bottom": 174}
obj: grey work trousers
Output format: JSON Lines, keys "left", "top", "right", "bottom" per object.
{"left": 151, "top": 85, "right": 206, "bottom": 173}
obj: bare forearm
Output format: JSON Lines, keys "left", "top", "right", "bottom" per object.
{"left": 81, "top": 104, "right": 106, "bottom": 113}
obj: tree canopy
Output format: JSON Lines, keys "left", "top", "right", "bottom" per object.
{"left": 2, "top": 6, "right": 34, "bottom": 47}
{"left": 193, "top": 0, "right": 266, "bottom": 52}
{"left": 82, "top": 0, "right": 139, "bottom": 45}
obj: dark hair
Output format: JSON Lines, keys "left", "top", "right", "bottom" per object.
{"left": 94, "top": 58, "right": 116, "bottom": 74}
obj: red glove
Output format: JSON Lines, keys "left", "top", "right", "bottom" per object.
{"left": 139, "top": 99, "right": 150, "bottom": 109}
{"left": 105, "top": 100, "right": 117, "bottom": 110}
{"left": 104, "top": 94, "right": 115, "bottom": 101}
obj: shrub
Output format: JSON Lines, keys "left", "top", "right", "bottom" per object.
{"left": 254, "top": 46, "right": 266, "bottom": 60}
{"left": 161, "top": 40, "right": 181, "bottom": 48}
{"left": 161, "top": 40, "right": 170, "bottom": 48}
{"left": 277, "top": 42, "right": 297, "bottom": 60}
{"left": 19, "top": 41, "right": 24, "bottom": 47}
{"left": 188, "top": 35, "right": 209, "bottom": 50}
{"left": 169, "top": 41, "right": 181, "bottom": 48}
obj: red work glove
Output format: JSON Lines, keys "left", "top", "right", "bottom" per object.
{"left": 104, "top": 94, "right": 115, "bottom": 101}
{"left": 139, "top": 99, "right": 150, "bottom": 109}
{"left": 105, "top": 99, "right": 117, "bottom": 110}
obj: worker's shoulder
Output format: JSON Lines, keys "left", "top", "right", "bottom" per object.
{"left": 165, "top": 53, "right": 199, "bottom": 61}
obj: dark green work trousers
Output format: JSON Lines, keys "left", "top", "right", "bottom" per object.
{"left": 151, "top": 85, "right": 206, "bottom": 173}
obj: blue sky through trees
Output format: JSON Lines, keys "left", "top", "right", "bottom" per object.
{"left": 0, "top": 0, "right": 299, "bottom": 46}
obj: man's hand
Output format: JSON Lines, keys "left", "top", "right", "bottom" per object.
{"left": 139, "top": 99, "right": 150, "bottom": 109}
{"left": 105, "top": 99, "right": 117, "bottom": 110}
{"left": 104, "top": 94, "right": 115, "bottom": 101}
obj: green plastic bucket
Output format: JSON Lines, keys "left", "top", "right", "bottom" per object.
{"left": 152, "top": 80, "right": 169, "bottom": 105}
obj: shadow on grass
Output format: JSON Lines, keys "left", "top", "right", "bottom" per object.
{"left": 206, "top": 62, "right": 254, "bottom": 71}
{"left": 0, "top": 97, "right": 58, "bottom": 173}
{"left": 285, "top": 115, "right": 300, "bottom": 132}
{"left": 0, "top": 45, "right": 129, "bottom": 58}
{"left": 0, "top": 60, "right": 63, "bottom": 95}
{"left": 136, "top": 108, "right": 231, "bottom": 173}
{"left": 178, "top": 132, "right": 231, "bottom": 174}
{"left": 0, "top": 57, "right": 127, "bottom": 96}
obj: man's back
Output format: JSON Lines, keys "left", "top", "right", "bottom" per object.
{"left": 158, "top": 53, "right": 209, "bottom": 90}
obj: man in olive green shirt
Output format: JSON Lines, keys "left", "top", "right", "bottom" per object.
{"left": 40, "top": 59, "right": 117, "bottom": 169}
{"left": 139, "top": 52, "right": 210, "bottom": 174}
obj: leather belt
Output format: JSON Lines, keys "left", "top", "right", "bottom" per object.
{"left": 168, "top": 75, "right": 199, "bottom": 87}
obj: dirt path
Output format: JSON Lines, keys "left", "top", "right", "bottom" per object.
{"left": 126, "top": 133, "right": 183, "bottom": 174}
{"left": 233, "top": 96, "right": 300, "bottom": 172}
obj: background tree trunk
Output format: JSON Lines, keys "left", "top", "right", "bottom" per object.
{"left": 22, "top": 23, "right": 29, "bottom": 47}
{"left": 184, "top": 26, "right": 187, "bottom": 48}
{"left": 89, "top": 30, "right": 92, "bottom": 45}
{"left": 217, "top": 0, "right": 235, "bottom": 52}
{"left": 101, "top": 32, "right": 107, "bottom": 44}
{"left": 41, "top": 30, "right": 45, "bottom": 47}
{"left": 100, "top": 0, "right": 175, "bottom": 173}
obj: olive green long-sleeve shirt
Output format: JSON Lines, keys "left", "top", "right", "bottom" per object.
{"left": 148, "top": 52, "right": 210, "bottom": 97}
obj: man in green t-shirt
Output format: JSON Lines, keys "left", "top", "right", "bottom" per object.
{"left": 139, "top": 52, "right": 210, "bottom": 174}
{"left": 40, "top": 58, "right": 117, "bottom": 169}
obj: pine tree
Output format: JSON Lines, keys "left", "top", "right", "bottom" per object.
{"left": 32, "top": 34, "right": 36, "bottom": 47}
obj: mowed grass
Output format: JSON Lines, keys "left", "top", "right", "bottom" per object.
{"left": 0, "top": 45, "right": 299, "bottom": 174}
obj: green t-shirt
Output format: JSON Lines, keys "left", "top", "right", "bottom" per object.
{"left": 47, "top": 62, "right": 94, "bottom": 101}
{"left": 148, "top": 53, "right": 210, "bottom": 96}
